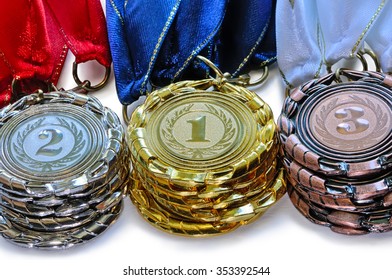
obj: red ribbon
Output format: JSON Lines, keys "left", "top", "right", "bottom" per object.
{"left": 0, "top": 0, "right": 111, "bottom": 107}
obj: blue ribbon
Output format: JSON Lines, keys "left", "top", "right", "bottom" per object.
{"left": 107, "top": 0, "right": 276, "bottom": 105}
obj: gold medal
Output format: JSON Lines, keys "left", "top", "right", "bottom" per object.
{"left": 127, "top": 57, "right": 285, "bottom": 236}
{"left": 130, "top": 168, "right": 285, "bottom": 236}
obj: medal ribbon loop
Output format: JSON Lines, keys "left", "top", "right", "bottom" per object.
{"left": 0, "top": 0, "right": 111, "bottom": 106}
{"left": 276, "top": 0, "right": 387, "bottom": 88}
{"left": 107, "top": 0, "right": 277, "bottom": 105}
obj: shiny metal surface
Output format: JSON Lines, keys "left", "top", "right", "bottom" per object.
{"left": 278, "top": 70, "right": 392, "bottom": 178}
{"left": 279, "top": 70, "right": 392, "bottom": 235}
{"left": 127, "top": 63, "right": 285, "bottom": 236}
{"left": 0, "top": 91, "right": 129, "bottom": 249}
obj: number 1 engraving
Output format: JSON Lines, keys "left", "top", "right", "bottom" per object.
{"left": 187, "top": 115, "right": 210, "bottom": 142}
{"left": 36, "top": 129, "right": 63, "bottom": 156}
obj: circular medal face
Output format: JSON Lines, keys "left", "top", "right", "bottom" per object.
{"left": 0, "top": 103, "right": 106, "bottom": 182}
{"left": 146, "top": 91, "right": 257, "bottom": 170}
{"left": 279, "top": 78, "right": 392, "bottom": 177}
{"left": 298, "top": 82, "right": 392, "bottom": 161}
{"left": 129, "top": 86, "right": 277, "bottom": 183}
{"left": 0, "top": 91, "right": 128, "bottom": 249}
{"left": 128, "top": 77, "right": 284, "bottom": 236}
{"left": 280, "top": 71, "right": 392, "bottom": 235}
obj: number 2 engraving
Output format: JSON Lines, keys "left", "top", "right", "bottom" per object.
{"left": 36, "top": 129, "right": 63, "bottom": 156}
{"left": 187, "top": 115, "right": 210, "bottom": 142}
{"left": 335, "top": 107, "right": 369, "bottom": 135}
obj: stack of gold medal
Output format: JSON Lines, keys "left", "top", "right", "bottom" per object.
{"left": 127, "top": 58, "right": 286, "bottom": 236}
{"left": 0, "top": 91, "right": 129, "bottom": 249}
{"left": 278, "top": 69, "right": 392, "bottom": 235}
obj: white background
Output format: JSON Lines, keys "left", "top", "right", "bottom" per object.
{"left": 0, "top": 1, "right": 391, "bottom": 279}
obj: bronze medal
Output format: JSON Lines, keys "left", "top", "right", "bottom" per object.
{"left": 279, "top": 70, "right": 392, "bottom": 178}
{"left": 279, "top": 69, "right": 392, "bottom": 235}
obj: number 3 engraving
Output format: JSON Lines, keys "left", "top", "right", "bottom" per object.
{"left": 335, "top": 107, "right": 369, "bottom": 135}
{"left": 36, "top": 129, "right": 63, "bottom": 156}
{"left": 187, "top": 115, "right": 210, "bottom": 142}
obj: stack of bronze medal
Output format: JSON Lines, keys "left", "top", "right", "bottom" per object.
{"left": 0, "top": 90, "right": 129, "bottom": 249}
{"left": 278, "top": 69, "right": 392, "bottom": 235}
{"left": 127, "top": 58, "right": 286, "bottom": 236}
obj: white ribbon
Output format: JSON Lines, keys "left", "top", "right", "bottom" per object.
{"left": 276, "top": 0, "right": 323, "bottom": 87}
{"left": 366, "top": 1, "right": 392, "bottom": 72}
{"left": 277, "top": 0, "right": 387, "bottom": 87}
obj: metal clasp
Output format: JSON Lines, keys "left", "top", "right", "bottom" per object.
{"left": 326, "top": 48, "right": 381, "bottom": 74}
{"left": 72, "top": 61, "right": 111, "bottom": 92}
{"left": 196, "top": 55, "right": 268, "bottom": 87}
{"left": 11, "top": 78, "right": 57, "bottom": 103}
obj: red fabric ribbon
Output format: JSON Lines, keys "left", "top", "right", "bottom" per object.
{"left": 0, "top": 0, "right": 111, "bottom": 107}
{"left": 43, "top": 0, "right": 111, "bottom": 67}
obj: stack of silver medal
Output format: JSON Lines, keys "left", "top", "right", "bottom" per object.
{"left": 0, "top": 90, "right": 129, "bottom": 249}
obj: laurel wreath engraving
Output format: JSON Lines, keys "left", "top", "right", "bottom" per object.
{"left": 13, "top": 117, "right": 86, "bottom": 172}
{"left": 314, "top": 95, "right": 388, "bottom": 150}
{"left": 162, "top": 104, "right": 236, "bottom": 159}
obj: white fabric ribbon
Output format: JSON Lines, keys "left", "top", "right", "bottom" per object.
{"left": 276, "top": 0, "right": 323, "bottom": 87}
{"left": 366, "top": 1, "right": 392, "bottom": 72}
{"left": 277, "top": 0, "right": 387, "bottom": 87}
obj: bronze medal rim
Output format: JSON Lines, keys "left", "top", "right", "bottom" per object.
{"left": 278, "top": 74, "right": 392, "bottom": 178}
{"left": 287, "top": 175, "right": 387, "bottom": 213}
{"left": 288, "top": 185, "right": 392, "bottom": 235}
{"left": 283, "top": 155, "right": 392, "bottom": 200}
